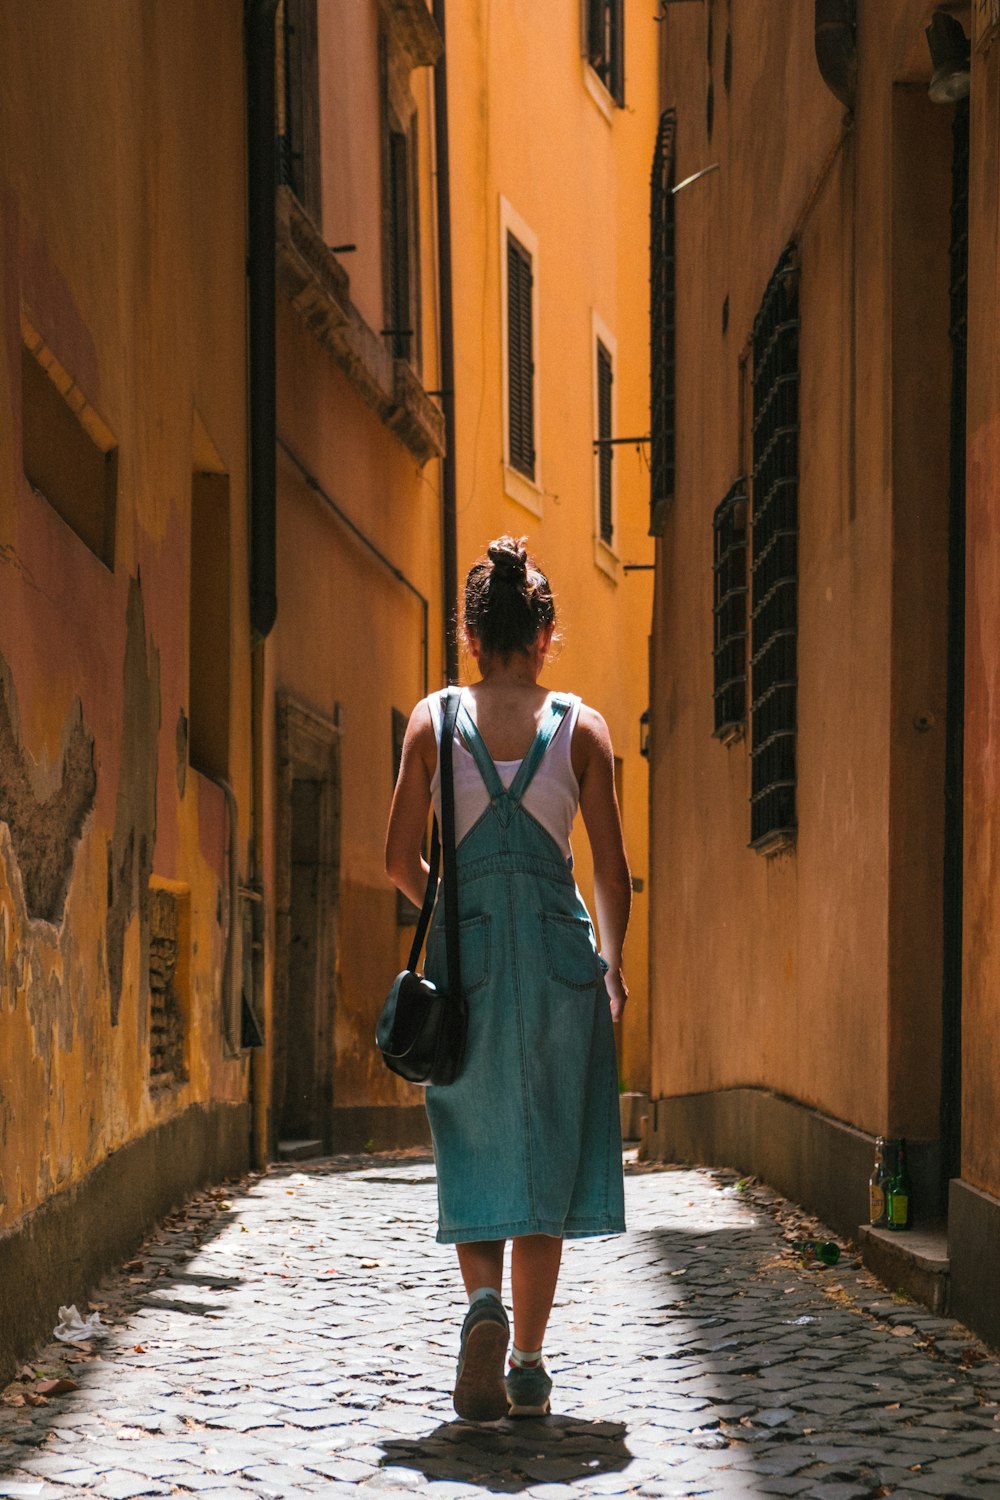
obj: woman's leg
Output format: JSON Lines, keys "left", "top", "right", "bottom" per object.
{"left": 456, "top": 1240, "right": 505, "bottom": 1297}
{"left": 453, "top": 1241, "right": 509, "bottom": 1421}
{"left": 510, "top": 1234, "right": 563, "bottom": 1350}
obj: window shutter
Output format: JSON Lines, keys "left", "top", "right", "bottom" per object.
{"left": 650, "top": 108, "right": 676, "bottom": 534}
{"left": 507, "top": 233, "right": 535, "bottom": 480}
{"left": 388, "top": 131, "right": 412, "bottom": 361}
{"left": 597, "top": 340, "right": 614, "bottom": 544}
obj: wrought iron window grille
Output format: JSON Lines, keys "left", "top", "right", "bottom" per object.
{"left": 749, "top": 244, "right": 799, "bottom": 853}
{"left": 713, "top": 480, "right": 748, "bottom": 743}
{"left": 650, "top": 108, "right": 677, "bottom": 535}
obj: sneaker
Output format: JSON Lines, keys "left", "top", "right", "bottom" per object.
{"left": 453, "top": 1295, "right": 509, "bottom": 1421}
{"left": 505, "top": 1361, "right": 553, "bottom": 1417}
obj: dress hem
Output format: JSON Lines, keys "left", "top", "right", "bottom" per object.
{"left": 436, "top": 1216, "right": 626, "bottom": 1245}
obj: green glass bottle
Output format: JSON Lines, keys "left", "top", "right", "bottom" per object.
{"left": 793, "top": 1239, "right": 840, "bottom": 1266}
{"left": 887, "top": 1138, "right": 912, "bottom": 1231}
{"left": 869, "top": 1136, "right": 889, "bottom": 1228}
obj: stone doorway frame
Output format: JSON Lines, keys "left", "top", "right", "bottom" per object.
{"left": 272, "top": 693, "right": 341, "bottom": 1157}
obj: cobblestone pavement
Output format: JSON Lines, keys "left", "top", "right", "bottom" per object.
{"left": 3, "top": 1155, "right": 1000, "bottom": 1499}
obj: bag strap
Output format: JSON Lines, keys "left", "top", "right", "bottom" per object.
{"left": 405, "top": 687, "right": 462, "bottom": 986}
{"left": 439, "top": 687, "right": 462, "bottom": 1001}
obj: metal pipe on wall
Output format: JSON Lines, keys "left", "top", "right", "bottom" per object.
{"left": 432, "top": 0, "right": 459, "bottom": 684}
{"left": 246, "top": 0, "right": 279, "bottom": 640}
{"left": 244, "top": 0, "right": 280, "bottom": 1167}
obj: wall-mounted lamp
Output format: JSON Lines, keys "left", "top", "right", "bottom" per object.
{"left": 639, "top": 709, "right": 651, "bottom": 759}
{"left": 925, "top": 11, "right": 970, "bottom": 103}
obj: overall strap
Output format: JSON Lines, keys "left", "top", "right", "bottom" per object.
{"left": 456, "top": 699, "right": 506, "bottom": 799}
{"left": 506, "top": 695, "right": 571, "bottom": 804}
{"left": 456, "top": 692, "right": 571, "bottom": 810}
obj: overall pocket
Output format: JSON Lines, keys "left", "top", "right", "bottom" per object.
{"left": 539, "top": 911, "right": 602, "bottom": 991}
{"left": 426, "top": 913, "right": 491, "bottom": 994}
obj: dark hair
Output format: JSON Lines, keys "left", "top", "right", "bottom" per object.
{"left": 463, "top": 535, "right": 556, "bottom": 659}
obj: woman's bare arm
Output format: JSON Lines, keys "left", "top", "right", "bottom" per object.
{"left": 385, "top": 699, "right": 437, "bottom": 909}
{"left": 575, "top": 706, "right": 631, "bottom": 1020}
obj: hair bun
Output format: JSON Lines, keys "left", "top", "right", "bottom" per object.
{"left": 487, "top": 537, "right": 528, "bottom": 577}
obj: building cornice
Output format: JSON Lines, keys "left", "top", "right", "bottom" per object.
{"left": 275, "top": 186, "right": 445, "bottom": 465}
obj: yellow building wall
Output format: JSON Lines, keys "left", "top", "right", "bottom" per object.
{"left": 649, "top": 0, "right": 958, "bottom": 1145}
{"left": 0, "top": 0, "right": 252, "bottom": 1285}
{"left": 446, "top": 0, "right": 658, "bottom": 1092}
{"left": 267, "top": 0, "right": 446, "bottom": 1151}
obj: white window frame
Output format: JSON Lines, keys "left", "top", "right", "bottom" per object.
{"left": 579, "top": 0, "right": 622, "bottom": 123}
{"left": 592, "top": 310, "right": 620, "bottom": 580}
{"left": 500, "top": 195, "right": 543, "bottom": 517}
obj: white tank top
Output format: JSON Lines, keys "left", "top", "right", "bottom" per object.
{"left": 429, "top": 689, "right": 582, "bottom": 859}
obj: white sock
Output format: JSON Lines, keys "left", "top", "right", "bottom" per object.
{"left": 468, "top": 1285, "right": 502, "bottom": 1306}
{"left": 510, "top": 1344, "right": 543, "bottom": 1367}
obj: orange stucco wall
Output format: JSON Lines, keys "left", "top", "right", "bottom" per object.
{"left": 0, "top": 3, "right": 252, "bottom": 1224}
{"left": 961, "top": 21, "right": 1000, "bottom": 1201}
{"left": 267, "top": 2, "right": 445, "bottom": 1142}
{"left": 445, "top": 0, "right": 658, "bottom": 1091}
{"left": 650, "top": 0, "right": 962, "bottom": 1142}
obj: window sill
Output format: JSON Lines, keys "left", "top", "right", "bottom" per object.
{"left": 749, "top": 828, "right": 796, "bottom": 858}
{"left": 503, "top": 463, "right": 544, "bottom": 518}
{"left": 582, "top": 58, "right": 617, "bottom": 123}
{"left": 594, "top": 536, "right": 621, "bottom": 582}
{"left": 275, "top": 186, "right": 445, "bottom": 464}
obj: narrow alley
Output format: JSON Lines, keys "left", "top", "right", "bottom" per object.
{"left": 2, "top": 1157, "right": 999, "bottom": 1500}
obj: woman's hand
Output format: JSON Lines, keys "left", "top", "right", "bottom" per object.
{"left": 576, "top": 706, "right": 631, "bottom": 1017}
{"left": 604, "top": 965, "right": 629, "bottom": 1022}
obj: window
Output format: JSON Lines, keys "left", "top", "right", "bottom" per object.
{"left": 278, "top": 0, "right": 322, "bottom": 223}
{"left": 749, "top": 245, "right": 799, "bottom": 852}
{"left": 586, "top": 0, "right": 624, "bottom": 106}
{"left": 21, "top": 317, "right": 117, "bottom": 568}
{"left": 506, "top": 231, "right": 535, "bottom": 481}
{"left": 713, "top": 481, "right": 748, "bottom": 740}
{"left": 386, "top": 130, "right": 414, "bottom": 361}
{"left": 596, "top": 339, "right": 614, "bottom": 545}
{"left": 650, "top": 108, "right": 676, "bottom": 534}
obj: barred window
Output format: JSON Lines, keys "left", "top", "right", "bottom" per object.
{"left": 597, "top": 340, "right": 614, "bottom": 544}
{"left": 586, "top": 0, "right": 625, "bottom": 106}
{"left": 750, "top": 245, "right": 799, "bottom": 851}
{"left": 713, "top": 481, "right": 748, "bottom": 740}
{"left": 507, "top": 232, "right": 535, "bottom": 480}
{"left": 650, "top": 109, "right": 676, "bottom": 534}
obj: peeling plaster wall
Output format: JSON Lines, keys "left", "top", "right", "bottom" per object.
{"left": 0, "top": 1, "right": 253, "bottom": 1248}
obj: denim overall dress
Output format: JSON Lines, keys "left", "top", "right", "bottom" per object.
{"left": 424, "top": 693, "right": 626, "bottom": 1245}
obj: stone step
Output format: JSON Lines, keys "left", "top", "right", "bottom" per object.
{"left": 859, "top": 1219, "right": 950, "bottom": 1315}
{"left": 276, "top": 1137, "right": 325, "bottom": 1161}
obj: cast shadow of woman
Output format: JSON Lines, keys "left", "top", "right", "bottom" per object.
{"left": 380, "top": 1413, "right": 633, "bottom": 1491}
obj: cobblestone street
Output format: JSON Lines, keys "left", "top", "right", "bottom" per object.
{"left": 3, "top": 1155, "right": 1000, "bottom": 1499}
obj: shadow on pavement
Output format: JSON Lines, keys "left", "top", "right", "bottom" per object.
{"left": 380, "top": 1413, "right": 633, "bottom": 1492}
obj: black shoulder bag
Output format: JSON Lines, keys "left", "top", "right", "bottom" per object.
{"left": 376, "top": 687, "right": 467, "bottom": 1086}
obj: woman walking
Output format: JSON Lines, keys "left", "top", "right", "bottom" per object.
{"left": 385, "top": 536, "right": 631, "bottom": 1422}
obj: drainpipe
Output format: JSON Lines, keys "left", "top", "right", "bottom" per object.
{"left": 245, "top": 0, "right": 279, "bottom": 1167}
{"left": 815, "top": 0, "right": 857, "bottom": 113}
{"left": 246, "top": 0, "right": 278, "bottom": 640}
{"left": 433, "top": 0, "right": 459, "bottom": 684}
